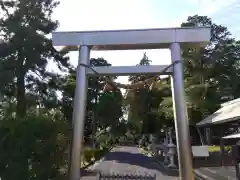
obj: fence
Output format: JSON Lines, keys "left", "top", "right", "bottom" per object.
{"left": 97, "top": 173, "right": 156, "bottom": 180}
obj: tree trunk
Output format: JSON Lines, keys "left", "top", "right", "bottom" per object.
{"left": 205, "top": 128, "right": 212, "bottom": 145}
{"left": 92, "top": 111, "right": 96, "bottom": 148}
{"left": 16, "top": 63, "right": 26, "bottom": 118}
{"left": 92, "top": 89, "right": 98, "bottom": 148}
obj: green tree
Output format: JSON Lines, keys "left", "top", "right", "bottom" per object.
{"left": 61, "top": 58, "right": 123, "bottom": 141}
{"left": 160, "top": 15, "right": 240, "bottom": 126}
{"left": 126, "top": 53, "right": 171, "bottom": 134}
{"left": 181, "top": 15, "right": 240, "bottom": 123}
{"left": 127, "top": 53, "right": 152, "bottom": 132}
{"left": 0, "top": 1, "right": 71, "bottom": 179}
{"left": 0, "top": 0, "right": 69, "bottom": 118}
{"left": 96, "top": 90, "right": 123, "bottom": 130}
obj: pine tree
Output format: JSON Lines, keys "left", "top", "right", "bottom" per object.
{"left": 181, "top": 15, "right": 240, "bottom": 123}
{"left": 0, "top": 0, "right": 70, "bottom": 118}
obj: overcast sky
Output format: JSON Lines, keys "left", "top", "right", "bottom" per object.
{"left": 51, "top": 0, "right": 240, "bottom": 83}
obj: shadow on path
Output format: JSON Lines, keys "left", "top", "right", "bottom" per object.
{"left": 82, "top": 146, "right": 177, "bottom": 180}
{"left": 80, "top": 168, "right": 101, "bottom": 177}
{"left": 104, "top": 151, "right": 161, "bottom": 171}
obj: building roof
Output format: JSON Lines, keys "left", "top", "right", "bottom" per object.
{"left": 196, "top": 98, "right": 240, "bottom": 127}
{"left": 222, "top": 132, "right": 240, "bottom": 139}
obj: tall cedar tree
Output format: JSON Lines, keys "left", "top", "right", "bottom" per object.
{"left": 0, "top": 0, "right": 70, "bottom": 118}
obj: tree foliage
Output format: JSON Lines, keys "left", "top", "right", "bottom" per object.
{"left": 181, "top": 15, "right": 240, "bottom": 123}
{"left": 0, "top": 0, "right": 69, "bottom": 118}
{"left": 96, "top": 91, "right": 123, "bottom": 128}
{"left": 126, "top": 53, "right": 171, "bottom": 134}
{"left": 0, "top": 114, "right": 69, "bottom": 180}
{"left": 61, "top": 58, "right": 123, "bottom": 140}
{"left": 0, "top": 0, "right": 70, "bottom": 179}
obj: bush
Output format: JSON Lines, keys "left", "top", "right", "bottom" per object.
{"left": 82, "top": 148, "right": 95, "bottom": 163}
{"left": 82, "top": 133, "right": 115, "bottom": 166}
{"left": 96, "top": 133, "right": 114, "bottom": 149}
{"left": 91, "top": 148, "right": 103, "bottom": 160}
{"left": 82, "top": 148, "right": 106, "bottom": 166}
{"left": 0, "top": 114, "right": 69, "bottom": 180}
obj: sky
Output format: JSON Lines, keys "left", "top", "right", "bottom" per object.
{"left": 51, "top": 0, "right": 240, "bottom": 84}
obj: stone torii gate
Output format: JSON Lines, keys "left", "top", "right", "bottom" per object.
{"left": 52, "top": 27, "right": 210, "bottom": 180}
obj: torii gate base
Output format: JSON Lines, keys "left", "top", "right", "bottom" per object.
{"left": 52, "top": 27, "right": 210, "bottom": 180}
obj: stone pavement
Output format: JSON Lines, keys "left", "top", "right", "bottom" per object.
{"left": 195, "top": 166, "right": 237, "bottom": 180}
{"left": 81, "top": 145, "right": 177, "bottom": 180}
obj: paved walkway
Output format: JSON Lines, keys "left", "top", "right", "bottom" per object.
{"left": 81, "top": 146, "right": 176, "bottom": 180}
{"left": 195, "top": 166, "right": 237, "bottom": 180}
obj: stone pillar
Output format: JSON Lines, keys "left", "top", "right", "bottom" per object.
{"left": 69, "top": 46, "right": 90, "bottom": 180}
{"left": 170, "top": 43, "right": 194, "bottom": 180}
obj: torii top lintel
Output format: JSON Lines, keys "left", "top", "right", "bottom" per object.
{"left": 52, "top": 27, "right": 211, "bottom": 51}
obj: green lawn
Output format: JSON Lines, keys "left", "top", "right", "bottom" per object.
{"left": 208, "top": 145, "right": 231, "bottom": 152}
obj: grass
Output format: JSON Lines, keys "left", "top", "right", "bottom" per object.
{"left": 138, "top": 146, "right": 154, "bottom": 157}
{"left": 208, "top": 145, "right": 231, "bottom": 153}
{"left": 140, "top": 144, "right": 231, "bottom": 154}
{"left": 139, "top": 144, "right": 231, "bottom": 156}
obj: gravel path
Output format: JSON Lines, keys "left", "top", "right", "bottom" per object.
{"left": 81, "top": 145, "right": 176, "bottom": 180}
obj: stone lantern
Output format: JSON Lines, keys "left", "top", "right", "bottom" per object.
{"left": 167, "top": 128, "right": 177, "bottom": 169}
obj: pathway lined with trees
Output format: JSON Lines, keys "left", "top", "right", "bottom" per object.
{"left": 82, "top": 146, "right": 176, "bottom": 180}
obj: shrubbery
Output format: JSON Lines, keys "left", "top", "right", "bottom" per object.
{"left": 0, "top": 111, "right": 117, "bottom": 180}
{"left": 96, "top": 133, "right": 114, "bottom": 149}
{"left": 0, "top": 114, "right": 69, "bottom": 180}
{"left": 82, "top": 147, "right": 106, "bottom": 166}
{"left": 81, "top": 133, "right": 115, "bottom": 167}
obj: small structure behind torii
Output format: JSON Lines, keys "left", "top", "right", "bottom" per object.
{"left": 52, "top": 27, "right": 210, "bottom": 180}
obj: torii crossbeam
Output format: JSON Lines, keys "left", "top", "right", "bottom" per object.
{"left": 52, "top": 27, "right": 210, "bottom": 180}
